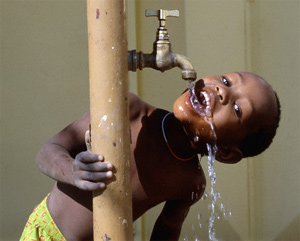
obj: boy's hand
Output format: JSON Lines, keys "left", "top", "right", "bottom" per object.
{"left": 73, "top": 152, "right": 113, "bottom": 191}
{"left": 72, "top": 131, "right": 114, "bottom": 191}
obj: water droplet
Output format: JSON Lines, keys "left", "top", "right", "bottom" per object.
{"left": 201, "top": 192, "right": 208, "bottom": 200}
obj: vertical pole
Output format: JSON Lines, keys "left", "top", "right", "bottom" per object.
{"left": 87, "top": 1, "right": 133, "bottom": 240}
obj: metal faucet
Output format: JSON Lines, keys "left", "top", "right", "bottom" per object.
{"left": 128, "top": 9, "right": 197, "bottom": 81}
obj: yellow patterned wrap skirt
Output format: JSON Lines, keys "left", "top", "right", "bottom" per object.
{"left": 20, "top": 194, "right": 66, "bottom": 241}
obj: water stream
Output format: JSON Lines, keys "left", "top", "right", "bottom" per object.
{"left": 207, "top": 141, "right": 219, "bottom": 241}
{"left": 185, "top": 80, "right": 232, "bottom": 241}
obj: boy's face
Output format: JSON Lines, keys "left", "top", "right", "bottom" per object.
{"left": 173, "top": 72, "right": 277, "bottom": 151}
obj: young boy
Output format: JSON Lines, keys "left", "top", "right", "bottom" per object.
{"left": 21, "top": 72, "right": 280, "bottom": 241}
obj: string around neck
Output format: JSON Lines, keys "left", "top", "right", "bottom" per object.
{"left": 162, "top": 112, "right": 197, "bottom": 161}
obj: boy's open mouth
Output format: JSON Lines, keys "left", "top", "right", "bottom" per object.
{"left": 188, "top": 80, "right": 213, "bottom": 117}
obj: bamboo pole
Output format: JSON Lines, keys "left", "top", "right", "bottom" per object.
{"left": 87, "top": 0, "right": 133, "bottom": 240}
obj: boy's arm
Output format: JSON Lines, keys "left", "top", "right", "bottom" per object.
{"left": 36, "top": 112, "right": 113, "bottom": 191}
{"left": 150, "top": 198, "right": 193, "bottom": 241}
{"left": 150, "top": 173, "right": 205, "bottom": 241}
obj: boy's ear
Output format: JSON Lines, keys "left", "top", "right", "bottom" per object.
{"left": 216, "top": 146, "right": 243, "bottom": 164}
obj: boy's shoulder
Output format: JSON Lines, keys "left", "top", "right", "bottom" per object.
{"left": 129, "top": 92, "right": 156, "bottom": 121}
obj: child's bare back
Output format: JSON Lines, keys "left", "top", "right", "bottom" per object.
{"left": 44, "top": 93, "right": 205, "bottom": 240}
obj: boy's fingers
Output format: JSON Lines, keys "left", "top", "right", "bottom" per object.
{"left": 83, "top": 171, "right": 113, "bottom": 182}
{"left": 76, "top": 151, "right": 103, "bottom": 163}
{"left": 77, "top": 180, "right": 106, "bottom": 191}
{"left": 80, "top": 162, "right": 113, "bottom": 172}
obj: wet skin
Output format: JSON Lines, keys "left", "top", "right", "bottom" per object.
{"left": 173, "top": 72, "right": 278, "bottom": 162}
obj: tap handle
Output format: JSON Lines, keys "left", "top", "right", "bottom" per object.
{"left": 145, "top": 9, "right": 179, "bottom": 27}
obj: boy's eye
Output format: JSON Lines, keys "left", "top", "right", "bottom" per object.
{"left": 222, "top": 77, "right": 230, "bottom": 86}
{"left": 234, "top": 103, "right": 242, "bottom": 118}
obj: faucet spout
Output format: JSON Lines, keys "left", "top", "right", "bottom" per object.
{"left": 175, "top": 54, "right": 197, "bottom": 80}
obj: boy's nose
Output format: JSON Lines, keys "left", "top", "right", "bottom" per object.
{"left": 215, "top": 85, "right": 228, "bottom": 104}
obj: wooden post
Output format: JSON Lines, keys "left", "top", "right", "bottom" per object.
{"left": 87, "top": 0, "right": 133, "bottom": 240}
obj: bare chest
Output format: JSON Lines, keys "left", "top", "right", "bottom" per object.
{"left": 130, "top": 146, "right": 203, "bottom": 220}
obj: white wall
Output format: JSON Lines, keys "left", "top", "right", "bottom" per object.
{"left": 1, "top": 1, "right": 89, "bottom": 240}
{"left": 249, "top": 1, "right": 300, "bottom": 240}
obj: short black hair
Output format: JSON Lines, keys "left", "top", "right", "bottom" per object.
{"left": 239, "top": 91, "right": 281, "bottom": 158}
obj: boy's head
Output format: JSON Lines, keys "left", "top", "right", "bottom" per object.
{"left": 173, "top": 72, "right": 281, "bottom": 163}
